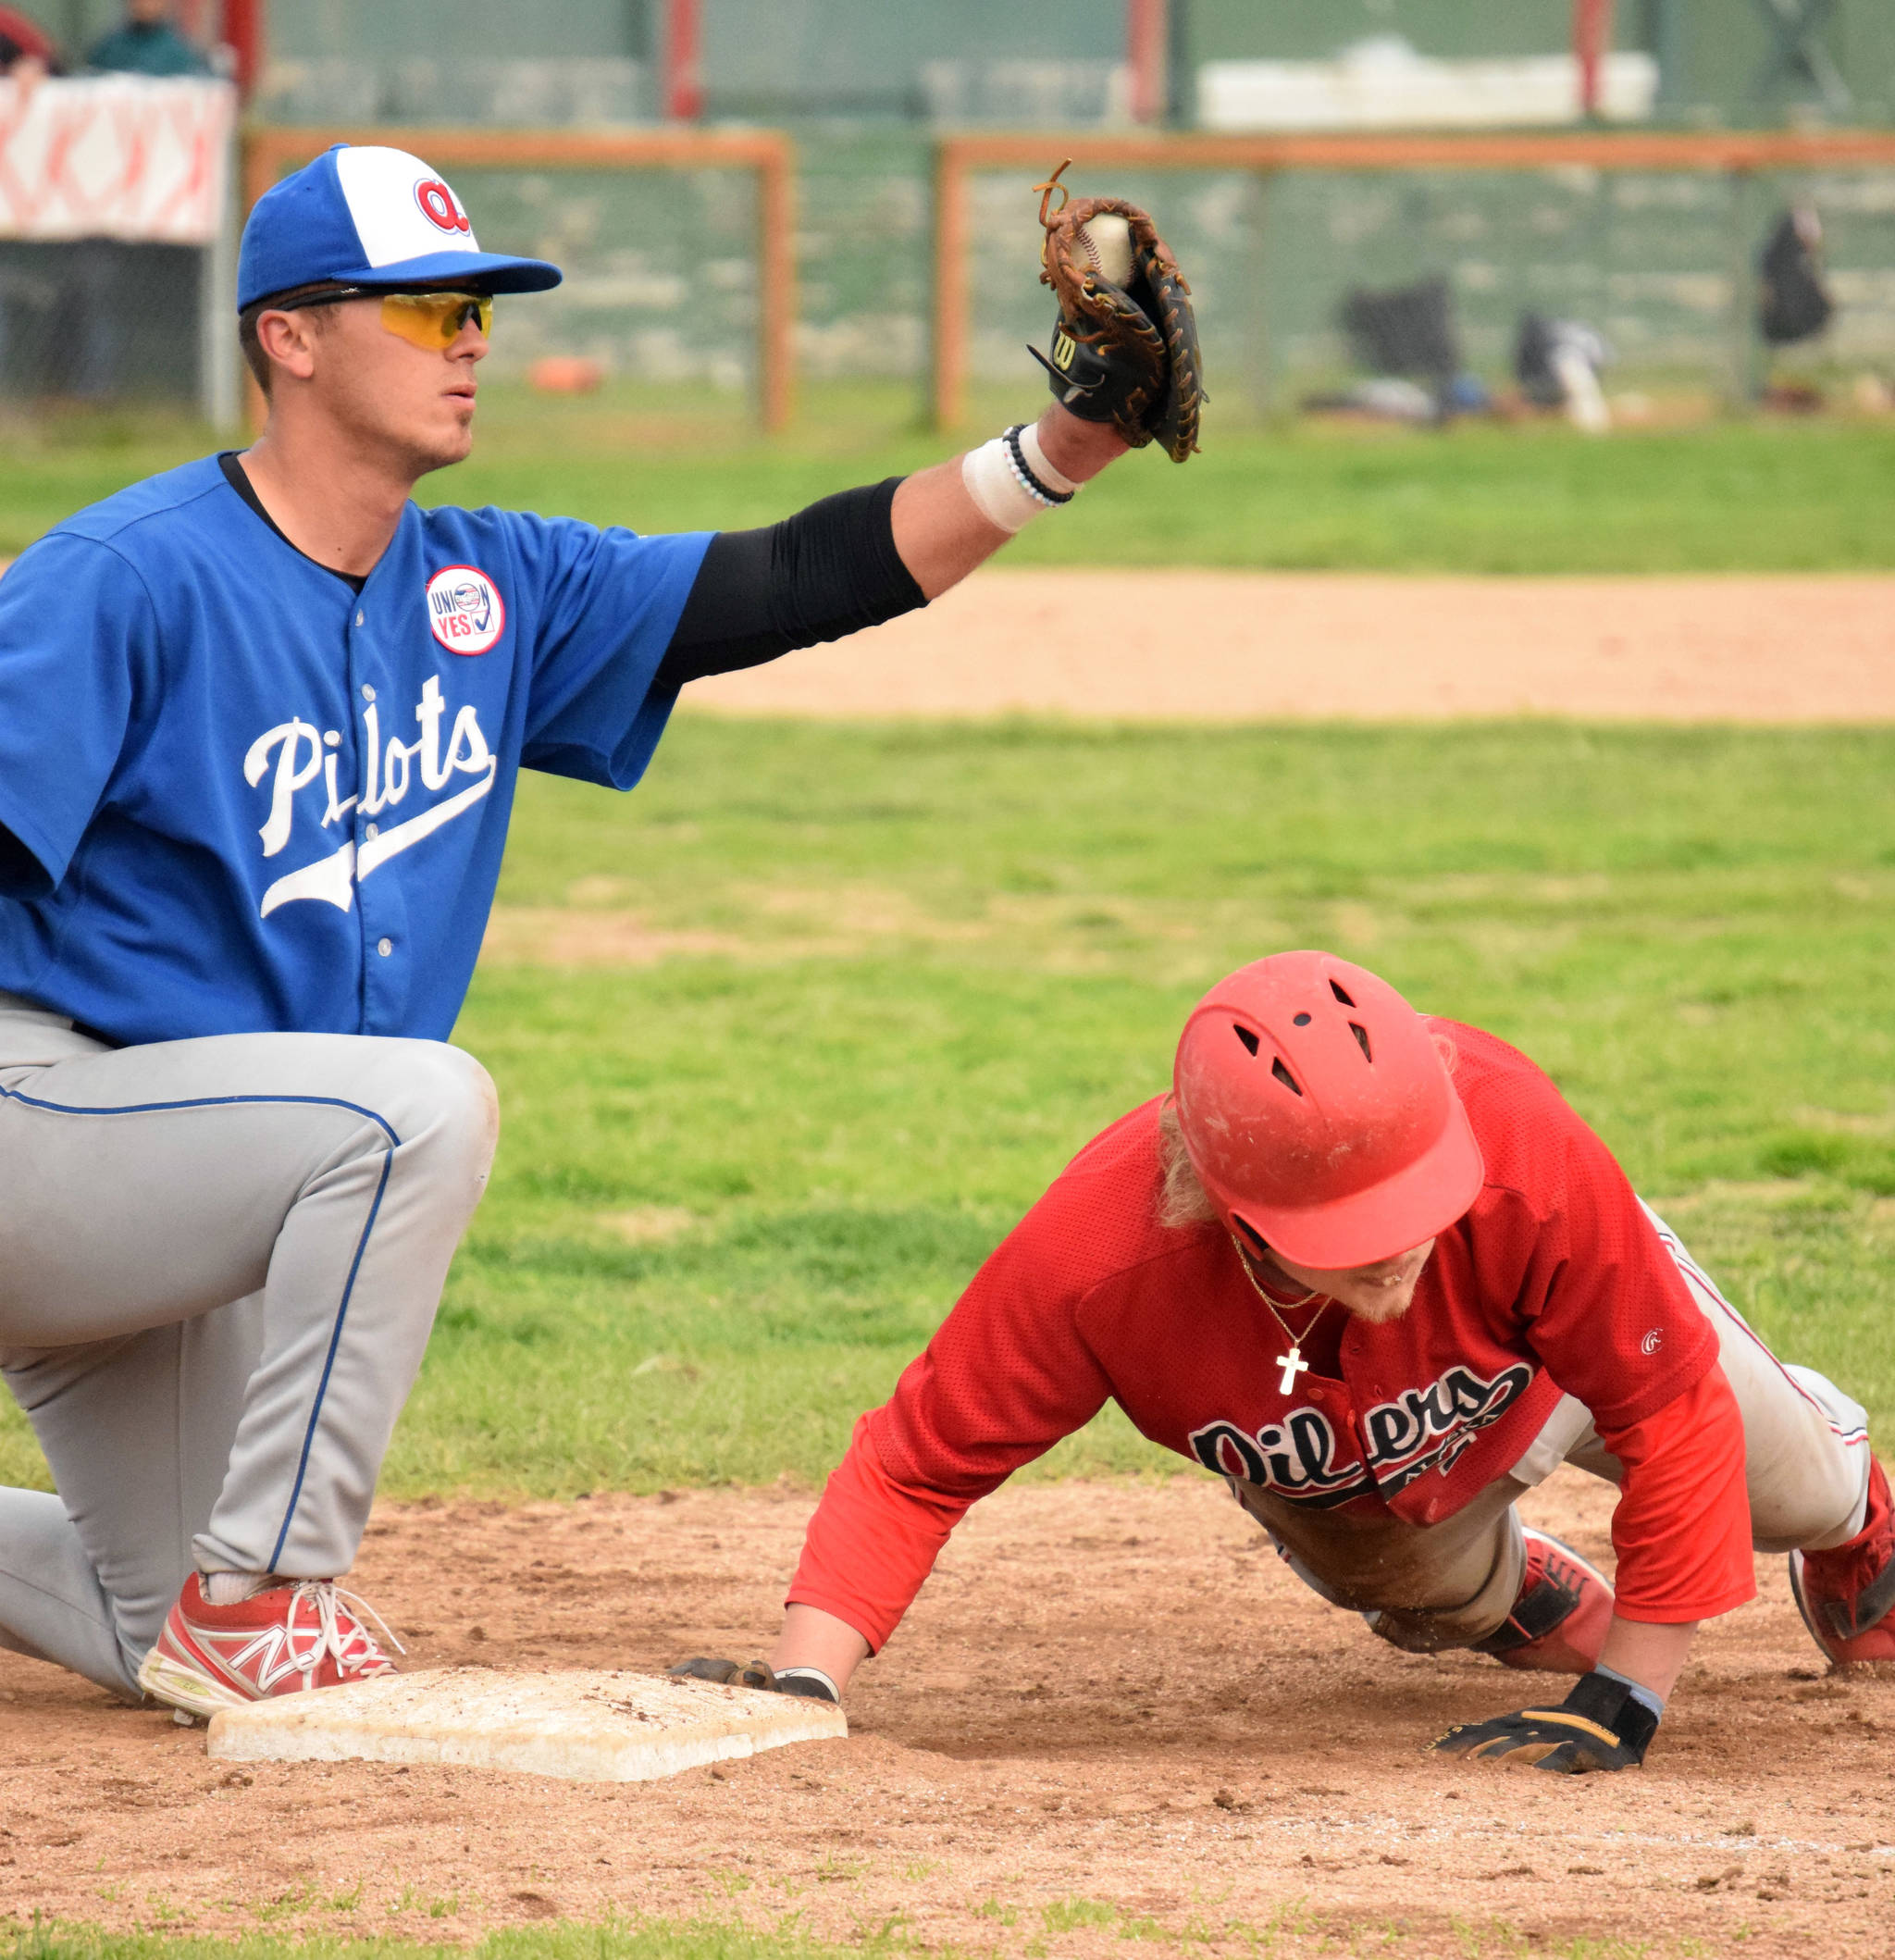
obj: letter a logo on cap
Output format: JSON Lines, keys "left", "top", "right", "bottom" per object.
{"left": 415, "top": 179, "right": 470, "bottom": 235}
{"left": 329, "top": 147, "right": 489, "bottom": 269}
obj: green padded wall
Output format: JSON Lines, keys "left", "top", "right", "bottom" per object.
{"left": 8, "top": 2, "right": 1891, "bottom": 125}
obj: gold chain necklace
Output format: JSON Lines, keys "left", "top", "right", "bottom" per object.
{"left": 1232, "top": 1236, "right": 1331, "bottom": 1396}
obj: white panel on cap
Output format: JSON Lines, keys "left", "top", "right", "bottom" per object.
{"left": 333, "top": 144, "right": 482, "bottom": 268}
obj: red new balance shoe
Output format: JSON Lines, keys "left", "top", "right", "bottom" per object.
{"left": 136, "top": 1573, "right": 402, "bottom": 1719}
{"left": 1471, "top": 1527, "right": 1615, "bottom": 1674}
{"left": 1790, "top": 1456, "right": 1895, "bottom": 1667}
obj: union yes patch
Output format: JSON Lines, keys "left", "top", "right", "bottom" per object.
{"left": 426, "top": 564, "right": 505, "bottom": 655}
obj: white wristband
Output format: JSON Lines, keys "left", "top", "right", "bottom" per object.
{"left": 960, "top": 423, "right": 1082, "bottom": 534}
{"left": 1017, "top": 421, "right": 1080, "bottom": 499}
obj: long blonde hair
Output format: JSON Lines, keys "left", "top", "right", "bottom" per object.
{"left": 1155, "top": 1097, "right": 1219, "bottom": 1230}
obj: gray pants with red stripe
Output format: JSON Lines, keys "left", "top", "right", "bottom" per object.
{"left": 1234, "top": 1207, "right": 1872, "bottom": 1648}
{"left": 0, "top": 993, "right": 496, "bottom": 1699}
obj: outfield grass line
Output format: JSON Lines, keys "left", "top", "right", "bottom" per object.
{"left": 5, "top": 401, "right": 1895, "bottom": 576}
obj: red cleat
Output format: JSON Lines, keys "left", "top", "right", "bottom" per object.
{"left": 1790, "top": 1456, "right": 1895, "bottom": 1667}
{"left": 136, "top": 1573, "right": 401, "bottom": 1718}
{"left": 1472, "top": 1527, "right": 1615, "bottom": 1674}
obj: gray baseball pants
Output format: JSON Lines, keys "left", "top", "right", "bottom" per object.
{"left": 0, "top": 991, "right": 497, "bottom": 1700}
{"left": 1233, "top": 1206, "right": 1872, "bottom": 1647}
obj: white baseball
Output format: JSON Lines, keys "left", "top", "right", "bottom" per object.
{"left": 1077, "top": 212, "right": 1134, "bottom": 287}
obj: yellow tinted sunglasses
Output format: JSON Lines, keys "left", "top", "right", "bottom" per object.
{"left": 276, "top": 286, "right": 493, "bottom": 349}
{"left": 378, "top": 290, "right": 493, "bottom": 349}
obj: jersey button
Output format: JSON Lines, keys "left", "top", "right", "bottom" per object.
{"left": 364, "top": 822, "right": 379, "bottom": 840}
{"left": 356, "top": 611, "right": 366, "bottom": 627}
{"left": 377, "top": 937, "right": 393, "bottom": 958}
{"left": 361, "top": 684, "right": 376, "bottom": 702}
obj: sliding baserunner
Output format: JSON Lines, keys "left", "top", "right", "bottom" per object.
{"left": 0, "top": 144, "right": 1200, "bottom": 1718}
{"left": 682, "top": 952, "right": 1890, "bottom": 1770}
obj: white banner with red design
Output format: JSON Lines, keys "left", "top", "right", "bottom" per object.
{"left": 0, "top": 76, "right": 236, "bottom": 244}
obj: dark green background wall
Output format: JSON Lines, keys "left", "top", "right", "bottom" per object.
{"left": 11, "top": 1, "right": 1892, "bottom": 123}
{"left": 262, "top": 0, "right": 650, "bottom": 61}
{"left": 14, "top": 1, "right": 650, "bottom": 63}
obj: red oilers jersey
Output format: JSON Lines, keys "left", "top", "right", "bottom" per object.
{"left": 791, "top": 1021, "right": 1753, "bottom": 1650}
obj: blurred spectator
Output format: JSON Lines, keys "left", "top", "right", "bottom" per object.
{"left": 1341, "top": 277, "right": 1459, "bottom": 391}
{"left": 1332, "top": 277, "right": 1490, "bottom": 423}
{"left": 73, "top": 2, "right": 214, "bottom": 400}
{"left": 1515, "top": 314, "right": 1613, "bottom": 433}
{"left": 0, "top": 6, "right": 61, "bottom": 87}
{"left": 87, "top": 0, "right": 208, "bottom": 78}
{"left": 1759, "top": 205, "right": 1834, "bottom": 348}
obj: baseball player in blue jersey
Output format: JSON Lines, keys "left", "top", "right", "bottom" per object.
{"left": 0, "top": 144, "right": 1198, "bottom": 1718}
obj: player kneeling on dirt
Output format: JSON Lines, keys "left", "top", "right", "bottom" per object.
{"left": 678, "top": 951, "right": 1892, "bottom": 1772}
{"left": 0, "top": 150, "right": 1199, "bottom": 1721}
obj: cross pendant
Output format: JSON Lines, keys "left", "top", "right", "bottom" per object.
{"left": 1276, "top": 1345, "right": 1309, "bottom": 1396}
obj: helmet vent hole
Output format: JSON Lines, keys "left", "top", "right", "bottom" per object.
{"left": 1348, "top": 1022, "right": 1372, "bottom": 1062}
{"left": 1271, "top": 1057, "right": 1303, "bottom": 1097}
{"left": 1232, "top": 1023, "right": 1260, "bottom": 1056}
{"left": 1292, "top": 1011, "right": 1312, "bottom": 1027}
{"left": 1329, "top": 979, "right": 1356, "bottom": 1007}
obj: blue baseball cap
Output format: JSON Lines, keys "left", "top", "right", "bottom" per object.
{"left": 238, "top": 143, "right": 561, "bottom": 312}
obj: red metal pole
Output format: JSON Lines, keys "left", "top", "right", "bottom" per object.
{"left": 1126, "top": 0, "right": 1168, "bottom": 127}
{"left": 932, "top": 140, "right": 969, "bottom": 430}
{"left": 1573, "top": 0, "right": 1616, "bottom": 119}
{"left": 757, "top": 139, "right": 796, "bottom": 431}
{"left": 664, "top": 0, "right": 703, "bottom": 122}
{"left": 220, "top": 0, "right": 263, "bottom": 99}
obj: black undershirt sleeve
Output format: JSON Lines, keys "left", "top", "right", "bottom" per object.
{"left": 655, "top": 477, "right": 925, "bottom": 691}
{"left": 0, "top": 820, "right": 43, "bottom": 898}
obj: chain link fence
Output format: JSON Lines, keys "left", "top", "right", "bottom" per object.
{"left": 950, "top": 152, "right": 1895, "bottom": 420}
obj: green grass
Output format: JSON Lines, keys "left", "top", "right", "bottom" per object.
{"left": 0, "top": 1925, "right": 896, "bottom": 1960}
{"left": 0, "top": 1917, "right": 1721, "bottom": 1960}
{"left": 3, "top": 382, "right": 1895, "bottom": 570}
{"left": 11, "top": 717, "right": 1889, "bottom": 1498}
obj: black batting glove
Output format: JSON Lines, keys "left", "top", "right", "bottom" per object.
{"left": 1431, "top": 1669, "right": 1659, "bottom": 1775}
{"left": 669, "top": 1656, "right": 839, "bottom": 1704}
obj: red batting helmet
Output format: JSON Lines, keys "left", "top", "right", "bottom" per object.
{"left": 1170, "top": 951, "right": 1483, "bottom": 1270}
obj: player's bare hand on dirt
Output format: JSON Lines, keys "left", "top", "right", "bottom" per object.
{"left": 669, "top": 1656, "right": 839, "bottom": 1704}
{"left": 1029, "top": 160, "right": 1202, "bottom": 463}
{"left": 1432, "top": 1670, "right": 1657, "bottom": 1775}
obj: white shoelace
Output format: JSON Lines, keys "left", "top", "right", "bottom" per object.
{"left": 285, "top": 1580, "right": 406, "bottom": 1676}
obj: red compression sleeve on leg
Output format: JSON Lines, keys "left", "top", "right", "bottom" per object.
{"left": 786, "top": 1417, "right": 973, "bottom": 1653}
{"left": 1599, "top": 1363, "right": 1756, "bottom": 1622}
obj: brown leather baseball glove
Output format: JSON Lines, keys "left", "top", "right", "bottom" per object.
{"left": 1030, "top": 160, "right": 1203, "bottom": 463}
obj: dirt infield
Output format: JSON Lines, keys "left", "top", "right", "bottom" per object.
{"left": 688, "top": 569, "right": 1895, "bottom": 722}
{"left": 3, "top": 1469, "right": 1889, "bottom": 1956}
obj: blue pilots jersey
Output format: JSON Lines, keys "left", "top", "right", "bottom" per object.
{"left": 0, "top": 455, "right": 712, "bottom": 1045}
